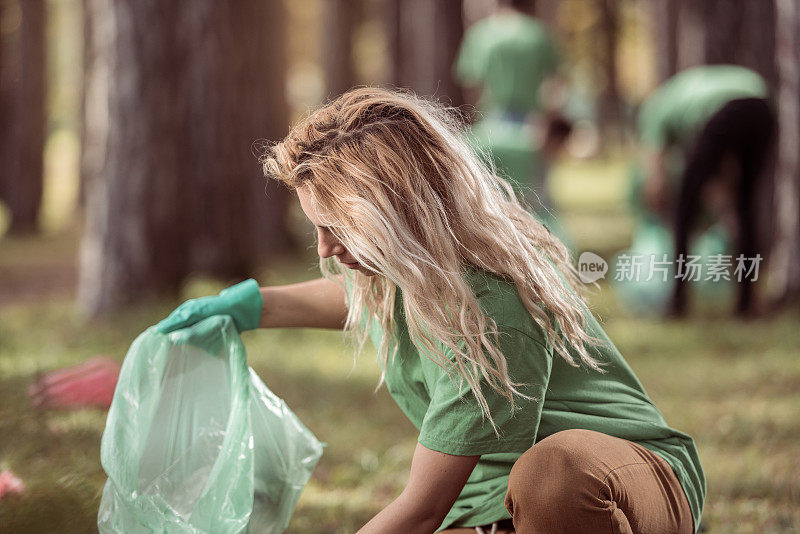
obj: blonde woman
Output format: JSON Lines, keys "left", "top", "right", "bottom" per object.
{"left": 158, "top": 88, "right": 704, "bottom": 534}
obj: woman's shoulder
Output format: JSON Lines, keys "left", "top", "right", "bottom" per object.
{"left": 462, "top": 266, "right": 550, "bottom": 345}
{"left": 462, "top": 265, "right": 513, "bottom": 299}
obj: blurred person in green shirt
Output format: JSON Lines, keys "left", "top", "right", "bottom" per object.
{"left": 455, "top": 0, "right": 569, "bottom": 230}
{"left": 636, "top": 65, "right": 775, "bottom": 316}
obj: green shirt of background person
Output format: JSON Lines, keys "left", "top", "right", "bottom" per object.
{"left": 455, "top": 0, "right": 562, "bottom": 211}
{"left": 455, "top": 2, "right": 559, "bottom": 115}
{"left": 636, "top": 65, "right": 768, "bottom": 219}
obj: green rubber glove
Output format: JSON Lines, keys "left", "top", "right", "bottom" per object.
{"left": 156, "top": 279, "right": 264, "bottom": 334}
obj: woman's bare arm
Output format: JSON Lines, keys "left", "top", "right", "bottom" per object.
{"left": 356, "top": 443, "right": 480, "bottom": 533}
{"left": 259, "top": 277, "right": 348, "bottom": 330}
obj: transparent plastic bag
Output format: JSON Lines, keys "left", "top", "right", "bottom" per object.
{"left": 612, "top": 219, "right": 733, "bottom": 315}
{"left": 97, "top": 315, "right": 323, "bottom": 533}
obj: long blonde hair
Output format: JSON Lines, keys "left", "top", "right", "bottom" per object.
{"left": 263, "top": 87, "right": 604, "bottom": 429}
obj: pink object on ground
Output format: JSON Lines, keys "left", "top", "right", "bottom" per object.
{"left": 0, "top": 469, "right": 26, "bottom": 499}
{"left": 28, "top": 356, "right": 121, "bottom": 410}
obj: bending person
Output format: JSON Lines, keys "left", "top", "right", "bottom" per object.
{"left": 159, "top": 88, "right": 704, "bottom": 534}
{"left": 637, "top": 65, "right": 776, "bottom": 316}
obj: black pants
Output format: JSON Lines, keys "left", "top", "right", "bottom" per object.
{"left": 672, "top": 97, "right": 776, "bottom": 315}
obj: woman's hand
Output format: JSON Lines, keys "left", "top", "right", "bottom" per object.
{"left": 157, "top": 279, "right": 264, "bottom": 334}
{"left": 356, "top": 443, "right": 479, "bottom": 533}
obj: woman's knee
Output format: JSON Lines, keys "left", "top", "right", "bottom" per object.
{"left": 506, "top": 430, "right": 628, "bottom": 532}
{"left": 507, "top": 429, "right": 602, "bottom": 502}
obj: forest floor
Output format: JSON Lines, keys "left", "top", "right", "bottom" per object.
{"left": 1, "top": 157, "right": 799, "bottom": 533}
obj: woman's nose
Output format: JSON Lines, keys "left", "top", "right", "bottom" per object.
{"left": 317, "top": 229, "right": 345, "bottom": 258}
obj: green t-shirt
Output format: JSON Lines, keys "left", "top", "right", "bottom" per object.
{"left": 467, "top": 116, "right": 545, "bottom": 205}
{"left": 638, "top": 65, "right": 768, "bottom": 149}
{"left": 455, "top": 13, "right": 559, "bottom": 115}
{"left": 361, "top": 267, "right": 706, "bottom": 532}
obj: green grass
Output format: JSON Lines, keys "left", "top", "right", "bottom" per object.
{"left": 2, "top": 262, "right": 798, "bottom": 533}
{"left": 1, "top": 156, "right": 799, "bottom": 532}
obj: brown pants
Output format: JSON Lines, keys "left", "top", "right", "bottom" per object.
{"left": 441, "top": 429, "right": 694, "bottom": 534}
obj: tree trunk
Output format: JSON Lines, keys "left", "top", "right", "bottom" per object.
{"left": 78, "top": 0, "right": 89, "bottom": 208}
{"left": 701, "top": 0, "right": 777, "bottom": 86}
{"left": 2, "top": 0, "right": 46, "bottom": 234}
{"left": 675, "top": 1, "right": 705, "bottom": 70}
{"left": 651, "top": 0, "right": 679, "bottom": 82}
{"left": 384, "top": 0, "right": 403, "bottom": 87}
{"left": 241, "top": 0, "right": 293, "bottom": 258}
{"left": 597, "top": 0, "right": 622, "bottom": 141}
{"left": 397, "top": 0, "right": 433, "bottom": 93}
{"left": 769, "top": 0, "right": 800, "bottom": 304}
{"left": 0, "top": 0, "right": 6, "bottom": 207}
{"left": 79, "top": 0, "right": 113, "bottom": 210}
{"left": 433, "top": 0, "right": 465, "bottom": 107}
{"left": 395, "top": 0, "right": 464, "bottom": 106}
{"left": 180, "top": 0, "right": 292, "bottom": 276}
{"left": 534, "top": 0, "right": 559, "bottom": 26}
{"left": 324, "top": 0, "right": 356, "bottom": 99}
{"left": 79, "top": 0, "right": 292, "bottom": 316}
{"left": 79, "top": 0, "right": 188, "bottom": 315}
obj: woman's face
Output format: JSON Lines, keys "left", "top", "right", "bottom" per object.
{"left": 297, "top": 186, "right": 375, "bottom": 276}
